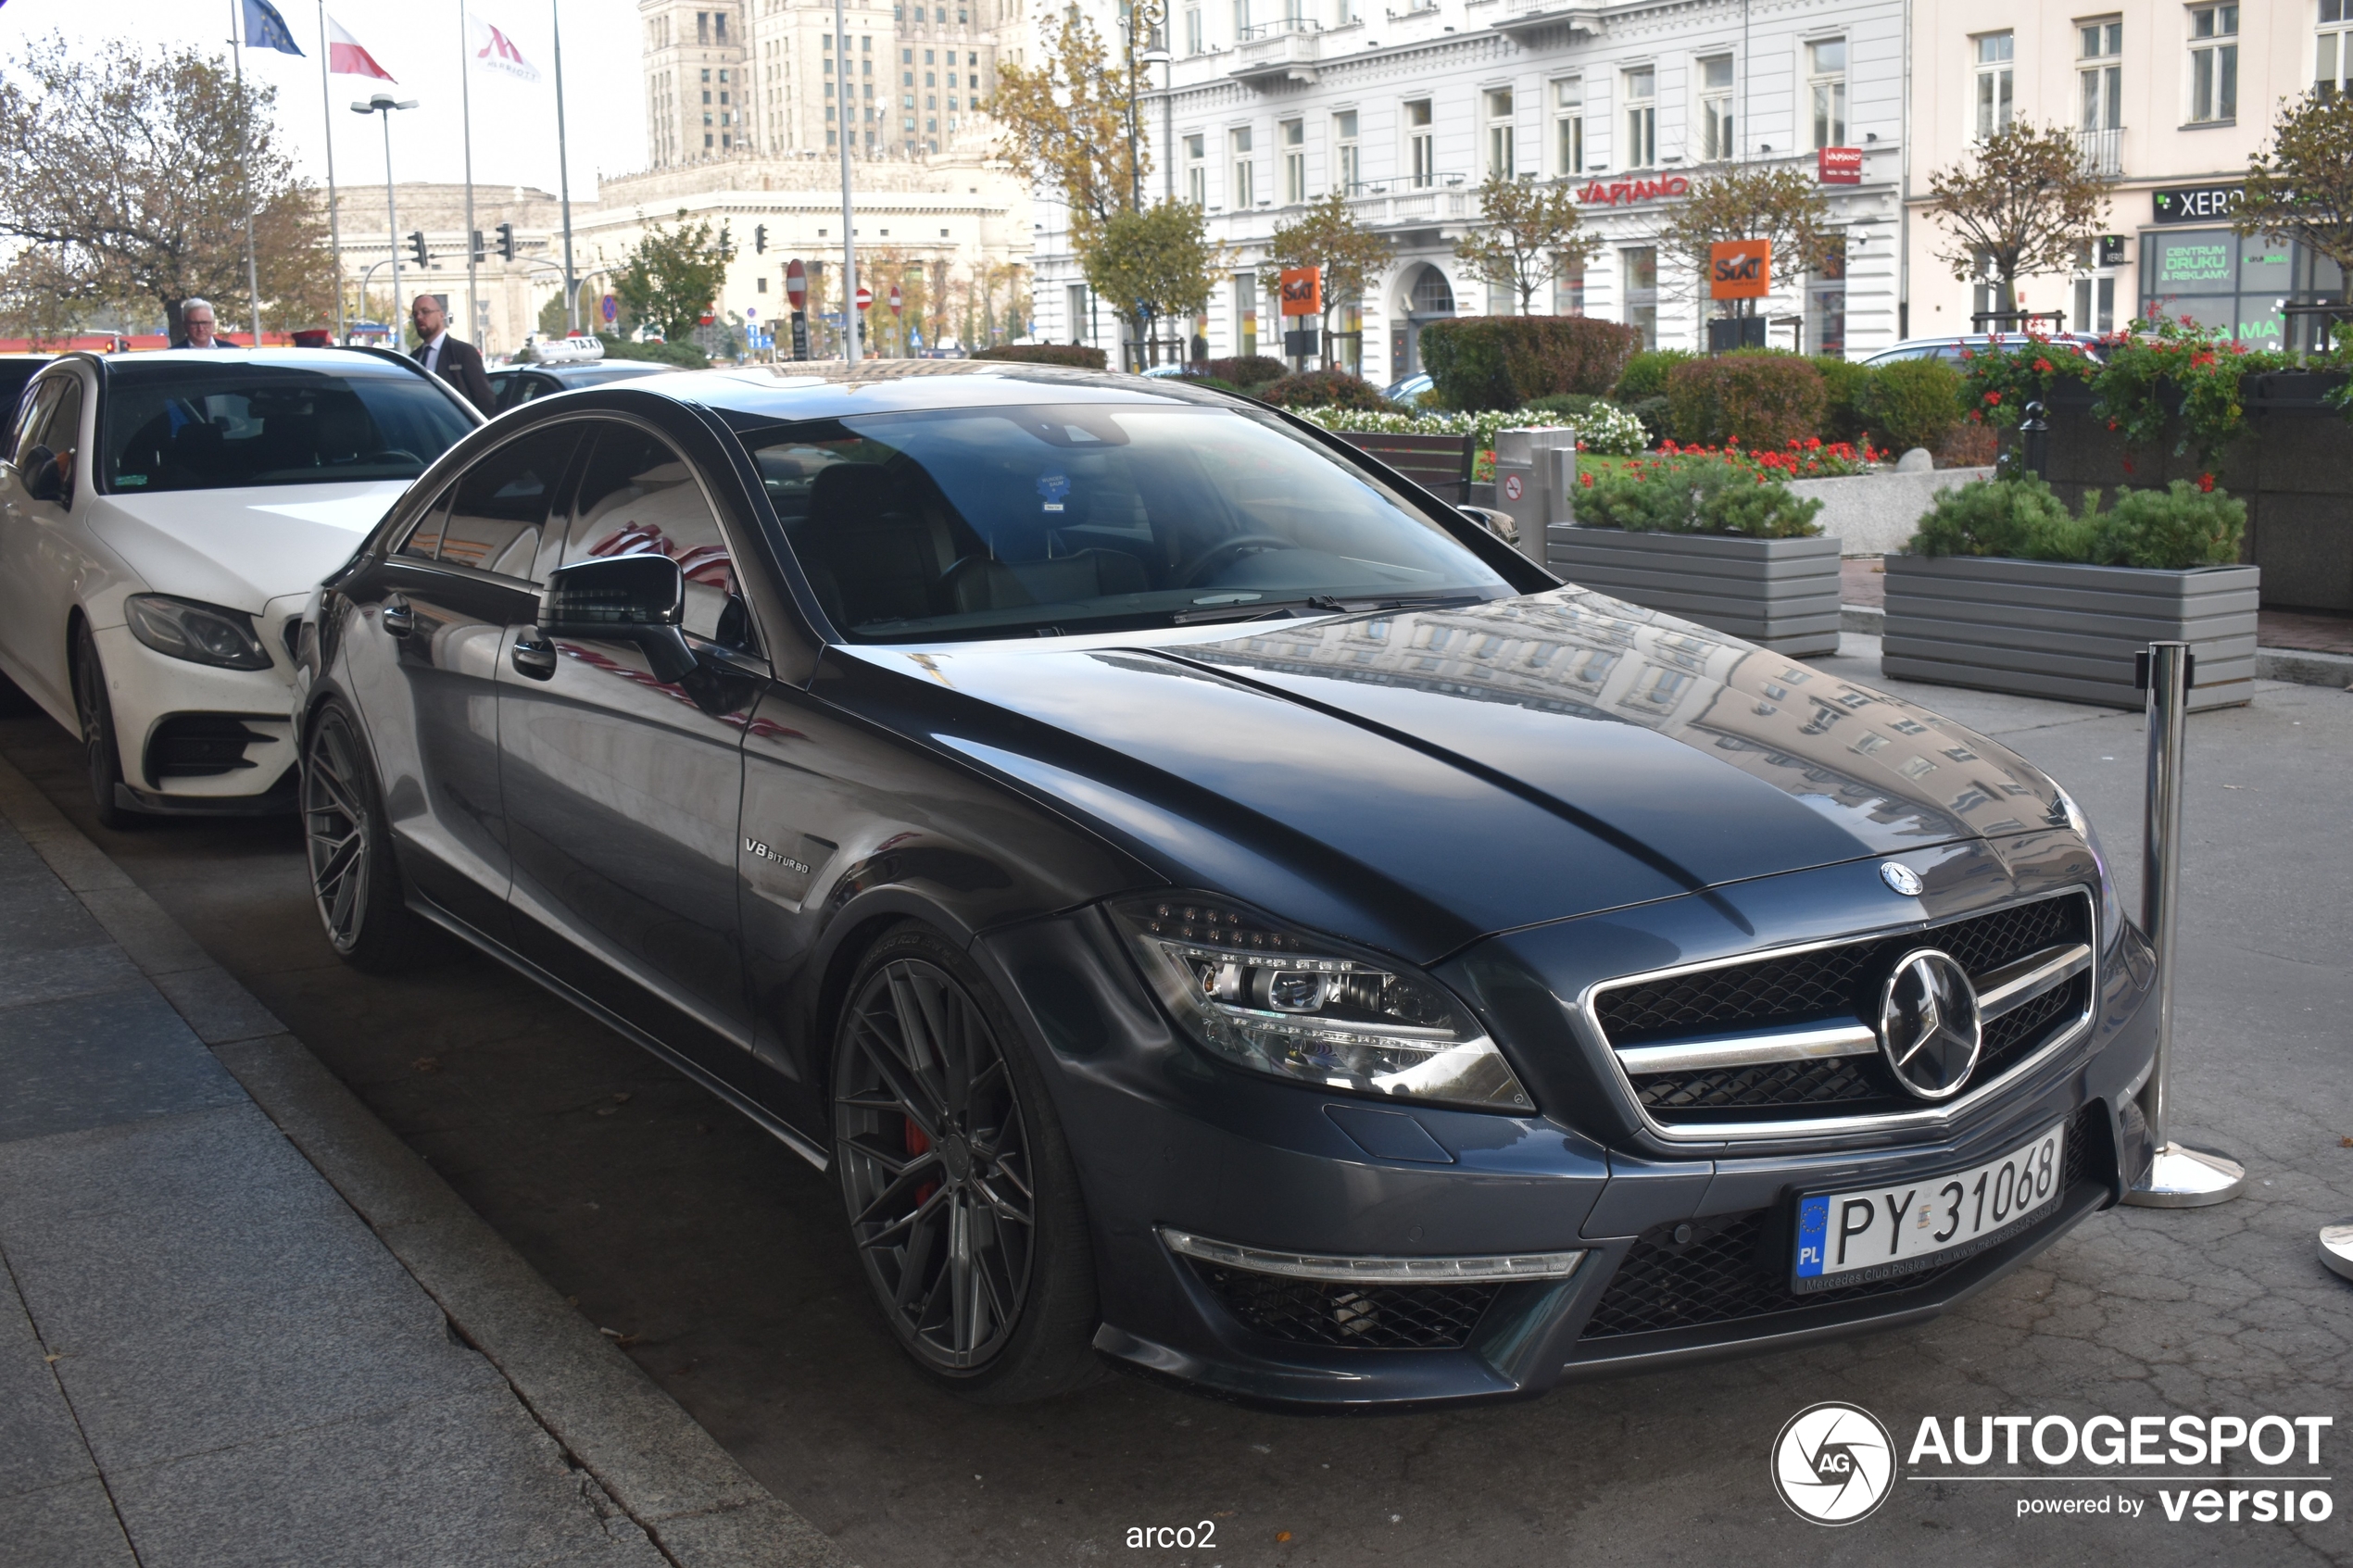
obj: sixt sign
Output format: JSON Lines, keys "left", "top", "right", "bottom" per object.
{"left": 2152, "top": 184, "right": 2243, "bottom": 224}
{"left": 1709, "top": 239, "right": 1771, "bottom": 300}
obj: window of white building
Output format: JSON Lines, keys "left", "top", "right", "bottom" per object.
{"left": 1485, "top": 88, "right": 1515, "bottom": 178}
{"left": 2079, "top": 19, "right": 2122, "bottom": 174}
{"left": 1554, "top": 257, "right": 1586, "bottom": 316}
{"left": 1808, "top": 38, "right": 1846, "bottom": 150}
{"left": 1282, "top": 119, "right": 1306, "bottom": 203}
{"left": 1698, "top": 55, "right": 1734, "bottom": 163}
{"left": 2188, "top": 5, "right": 2237, "bottom": 123}
{"left": 1185, "top": 4, "right": 1203, "bottom": 55}
{"left": 1185, "top": 132, "right": 1207, "bottom": 206}
{"left": 1333, "top": 110, "right": 1361, "bottom": 194}
{"left": 2322, "top": 0, "right": 2353, "bottom": 92}
{"left": 1622, "top": 246, "right": 1657, "bottom": 348}
{"left": 1623, "top": 68, "right": 1656, "bottom": 169}
{"left": 1230, "top": 126, "right": 1255, "bottom": 207}
{"left": 1405, "top": 98, "right": 1435, "bottom": 188}
{"left": 1974, "top": 32, "right": 2014, "bottom": 139}
{"left": 1553, "top": 78, "right": 1584, "bottom": 176}
{"left": 1233, "top": 271, "right": 1258, "bottom": 358}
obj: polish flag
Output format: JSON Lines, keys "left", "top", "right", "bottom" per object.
{"left": 326, "top": 14, "right": 396, "bottom": 80}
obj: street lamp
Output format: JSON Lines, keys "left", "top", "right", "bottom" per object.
{"left": 1123, "top": 0, "right": 1166, "bottom": 214}
{"left": 351, "top": 92, "right": 420, "bottom": 345}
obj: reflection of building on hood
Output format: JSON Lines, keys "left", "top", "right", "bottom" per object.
{"left": 1180, "top": 588, "right": 2046, "bottom": 844}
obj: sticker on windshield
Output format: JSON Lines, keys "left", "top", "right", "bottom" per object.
{"left": 1037, "top": 471, "right": 1070, "bottom": 513}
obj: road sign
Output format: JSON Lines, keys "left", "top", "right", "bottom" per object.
{"left": 786, "top": 258, "right": 808, "bottom": 309}
{"left": 746, "top": 307, "right": 759, "bottom": 319}
{"left": 855, "top": 285, "right": 873, "bottom": 312}
{"left": 790, "top": 314, "right": 810, "bottom": 360}
{"left": 600, "top": 295, "right": 616, "bottom": 323}
{"left": 889, "top": 282, "right": 903, "bottom": 315}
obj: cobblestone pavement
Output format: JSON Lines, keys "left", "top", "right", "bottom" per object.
{"left": 1, "top": 653, "right": 2346, "bottom": 1568}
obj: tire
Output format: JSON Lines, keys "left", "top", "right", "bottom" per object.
{"left": 831, "top": 923, "right": 1101, "bottom": 1402}
{"left": 70, "top": 621, "right": 133, "bottom": 832}
{"left": 302, "top": 700, "right": 431, "bottom": 972}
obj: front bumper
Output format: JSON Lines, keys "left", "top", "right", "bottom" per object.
{"left": 973, "top": 839, "right": 2158, "bottom": 1410}
{"left": 90, "top": 620, "right": 297, "bottom": 808}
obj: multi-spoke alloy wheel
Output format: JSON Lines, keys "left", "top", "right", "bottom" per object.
{"left": 833, "top": 927, "right": 1099, "bottom": 1399}
{"left": 71, "top": 621, "right": 130, "bottom": 830}
{"left": 302, "top": 703, "right": 425, "bottom": 971}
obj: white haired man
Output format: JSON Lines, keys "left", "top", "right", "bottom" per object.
{"left": 173, "top": 299, "right": 234, "bottom": 348}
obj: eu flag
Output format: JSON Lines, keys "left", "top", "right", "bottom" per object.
{"left": 242, "top": 0, "right": 305, "bottom": 56}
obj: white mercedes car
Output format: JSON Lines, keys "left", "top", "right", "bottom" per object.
{"left": 0, "top": 348, "right": 479, "bottom": 825}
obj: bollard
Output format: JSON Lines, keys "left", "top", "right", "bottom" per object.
{"left": 2121, "top": 641, "right": 2246, "bottom": 1208}
{"left": 2020, "top": 399, "right": 2049, "bottom": 482}
{"left": 2323, "top": 1223, "right": 2353, "bottom": 1284}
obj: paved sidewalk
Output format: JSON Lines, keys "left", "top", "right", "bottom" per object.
{"left": 0, "top": 764, "right": 851, "bottom": 1567}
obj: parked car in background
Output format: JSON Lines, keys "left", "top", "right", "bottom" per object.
{"left": 487, "top": 358, "right": 680, "bottom": 415}
{"left": 292, "top": 362, "right": 2151, "bottom": 1409}
{"left": 0, "top": 348, "right": 479, "bottom": 824}
{"left": 1383, "top": 370, "right": 1434, "bottom": 404}
{"left": 1861, "top": 332, "right": 2111, "bottom": 367}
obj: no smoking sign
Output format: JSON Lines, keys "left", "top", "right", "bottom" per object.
{"left": 1503, "top": 473, "right": 1524, "bottom": 502}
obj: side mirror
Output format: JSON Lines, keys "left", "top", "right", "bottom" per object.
{"left": 20, "top": 445, "right": 62, "bottom": 504}
{"left": 539, "top": 553, "right": 698, "bottom": 684}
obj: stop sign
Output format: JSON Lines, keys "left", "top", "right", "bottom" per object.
{"left": 855, "top": 284, "right": 873, "bottom": 312}
{"left": 889, "top": 282, "right": 903, "bottom": 315}
{"left": 785, "top": 258, "right": 807, "bottom": 309}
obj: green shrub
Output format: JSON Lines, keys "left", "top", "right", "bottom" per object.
{"left": 1626, "top": 395, "right": 1672, "bottom": 445}
{"left": 1613, "top": 349, "right": 1695, "bottom": 402}
{"left": 973, "top": 343, "right": 1109, "bottom": 369}
{"left": 1521, "top": 392, "right": 1611, "bottom": 420}
{"left": 1576, "top": 454, "right": 1824, "bottom": 539}
{"left": 1205, "top": 355, "right": 1289, "bottom": 387}
{"left": 1906, "top": 475, "right": 2246, "bottom": 568}
{"left": 1418, "top": 316, "right": 1644, "bottom": 410}
{"left": 1664, "top": 353, "right": 1827, "bottom": 448}
{"left": 1254, "top": 369, "right": 1392, "bottom": 409}
{"left": 1812, "top": 357, "right": 1874, "bottom": 445}
{"left": 1864, "top": 358, "right": 1963, "bottom": 455}
{"left": 596, "top": 334, "right": 708, "bottom": 369}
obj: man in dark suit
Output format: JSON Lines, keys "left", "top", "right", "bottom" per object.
{"left": 409, "top": 295, "right": 495, "bottom": 415}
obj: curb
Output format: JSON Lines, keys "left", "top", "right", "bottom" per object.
{"left": 0, "top": 754, "right": 855, "bottom": 1568}
{"left": 1839, "top": 602, "right": 2353, "bottom": 690}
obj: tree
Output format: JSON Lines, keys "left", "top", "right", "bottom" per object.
{"left": 1655, "top": 164, "right": 1839, "bottom": 315}
{"left": 1454, "top": 174, "right": 1599, "bottom": 314}
{"left": 610, "top": 210, "right": 735, "bottom": 345}
{"left": 1265, "top": 192, "right": 1392, "bottom": 355}
{"left": 0, "top": 36, "right": 333, "bottom": 344}
{"left": 985, "top": 11, "right": 1143, "bottom": 241}
{"left": 2235, "top": 89, "right": 2353, "bottom": 312}
{"left": 1083, "top": 201, "right": 1221, "bottom": 367}
{"left": 1926, "top": 121, "right": 2114, "bottom": 324}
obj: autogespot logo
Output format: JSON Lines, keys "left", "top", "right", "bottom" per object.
{"left": 1772, "top": 1402, "right": 1896, "bottom": 1525}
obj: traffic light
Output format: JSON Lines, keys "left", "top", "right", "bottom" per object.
{"left": 496, "top": 222, "right": 516, "bottom": 261}
{"left": 754, "top": 224, "right": 768, "bottom": 255}
{"left": 471, "top": 229, "right": 485, "bottom": 262}
{"left": 407, "top": 231, "right": 428, "bottom": 267}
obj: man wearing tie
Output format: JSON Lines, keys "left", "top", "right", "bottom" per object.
{"left": 409, "top": 294, "right": 496, "bottom": 415}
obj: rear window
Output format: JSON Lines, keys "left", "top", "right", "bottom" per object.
{"left": 744, "top": 401, "right": 1510, "bottom": 643}
{"left": 99, "top": 361, "right": 474, "bottom": 494}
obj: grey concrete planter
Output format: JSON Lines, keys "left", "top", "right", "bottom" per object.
{"left": 1545, "top": 525, "right": 1843, "bottom": 656}
{"left": 1881, "top": 554, "right": 2259, "bottom": 710}
{"left": 1785, "top": 466, "right": 1996, "bottom": 558}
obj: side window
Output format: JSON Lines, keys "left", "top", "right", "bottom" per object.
{"left": 564, "top": 422, "right": 750, "bottom": 647}
{"left": 436, "top": 424, "right": 580, "bottom": 578}
{"left": 26, "top": 377, "right": 85, "bottom": 497}
{"left": 9, "top": 378, "right": 61, "bottom": 470}
{"left": 396, "top": 483, "right": 454, "bottom": 561}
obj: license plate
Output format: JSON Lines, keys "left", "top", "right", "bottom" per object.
{"left": 1792, "top": 1121, "right": 2066, "bottom": 1292}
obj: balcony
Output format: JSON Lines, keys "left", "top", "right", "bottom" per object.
{"left": 1344, "top": 185, "right": 1477, "bottom": 229}
{"left": 1230, "top": 19, "right": 1323, "bottom": 86}
{"left": 1490, "top": 0, "right": 1604, "bottom": 41}
{"left": 2076, "top": 126, "right": 2123, "bottom": 177}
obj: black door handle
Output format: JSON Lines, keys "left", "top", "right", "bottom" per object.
{"left": 381, "top": 596, "right": 415, "bottom": 637}
{"left": 510, "top": 632, "right": 558, "bottom": 680}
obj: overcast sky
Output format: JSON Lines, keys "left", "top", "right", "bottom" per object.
{"left": 0, "top": 0, "right": 648, "bottom": 203}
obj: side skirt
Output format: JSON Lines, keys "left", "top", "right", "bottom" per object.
{"left": 406, "top": 895, "right": 833, "bottom": 1173}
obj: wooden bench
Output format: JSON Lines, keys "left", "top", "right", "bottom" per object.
{"left": 1329, "top": 431, "right": 1476, "bottom": 504}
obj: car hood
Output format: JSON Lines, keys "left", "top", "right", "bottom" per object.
{"left": 833, "top": 589, "right": 2070, "bottom": 964}
{"left": 90, "top": 482, "right": 405, "bottom": 614}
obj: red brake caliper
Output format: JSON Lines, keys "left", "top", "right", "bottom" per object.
{"left": 906, "top": 1118, "right": 939, "bottom": 1208}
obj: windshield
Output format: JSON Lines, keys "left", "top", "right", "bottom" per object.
{"left": 99, "top": 362, "right": 474, "bottom": 494}
{"left": 744, "top": 402, "right": 1511, "bottom": 642}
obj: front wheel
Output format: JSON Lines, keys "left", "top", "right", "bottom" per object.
{"left": 70, "top": 621, "right": 132, "bottom": 832}
{"left": 832, "top": 925, "right": 1101, "bottom": 1401}
{"left": 302, "top": 701, "right": 431, "bottom": 972}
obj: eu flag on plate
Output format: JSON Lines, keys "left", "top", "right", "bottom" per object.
{"left": 242, "top": 0, "right": 306, "bottom": 56}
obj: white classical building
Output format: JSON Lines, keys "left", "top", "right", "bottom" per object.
{"left": 1032, "top": 0, "right": 1911, "bottom": 381}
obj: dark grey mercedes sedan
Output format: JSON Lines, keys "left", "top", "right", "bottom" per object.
{"left": 292, "top": 363, "right": 2156, "bottom": 1407}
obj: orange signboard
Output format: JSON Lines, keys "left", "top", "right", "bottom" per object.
{"left": 1709, "top": 239, "right": 1772, "bottom": 300}
{"left": 1277, "top": 266, "right": 1322, "bottom": 317}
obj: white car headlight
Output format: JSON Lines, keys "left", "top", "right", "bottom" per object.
{"left": 1111, "top": 893, "right": 1533, "bottom": 1112}
{"left": 125, "top": 595, "right": 274, "bottom": 671}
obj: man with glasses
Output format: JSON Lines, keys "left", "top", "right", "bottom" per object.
{"left": 173, "top": 299, "right": 234, "bottom": 348}
{"left": 409, "top": 294, "right": 496, "bottom": 416}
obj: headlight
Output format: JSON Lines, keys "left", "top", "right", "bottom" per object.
{"left": 2052, "top": 784, "right": 2124, "bottom": 950}
{"left": 1110, "top": 893, "right": 1533, "bottom": 1112}
{"left": 125, "top": 595, "right": 274, "bottom": 671}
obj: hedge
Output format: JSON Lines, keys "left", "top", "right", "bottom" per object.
{"left": 1908, "top": 474, "right": 2246, "bottom": 570}
{"left": 1419, "top": 317, "right": 1643, "bottom": 411}
{"left": 972, "top": 344, "right": 1109, "bottom": 369}
{"left": 1256, "top": 370, "right": 1391, "bottom": 409}
{"left": 1812, "top": 357, "right": 1873, "bottom": 445}
{"left": 1613, "top": 349, "right": 1696, "bottom": 402}
{"left": 1204, "top": 355, "right": 1290, "bottom": 387}
{"left": 1575, "top": 453, "right": 1826, "bottom": 539}
{"left": 1665, "top": 353, "right": 1828, "bottom": 449}
{"left": 1863, "top": 358, "right": 1963, "bottom": 456}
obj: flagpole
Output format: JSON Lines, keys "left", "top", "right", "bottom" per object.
{"left": 836, "top": 0, "right": 857, "bottom": 365}
{"left": 232, "top": 1, "right": 265, "bottom": 345}
{"left": 551, "top": 0, "right": 575, "bottom": 335}
{"left": 459, "top": 3, "right": 478, "bottom": 351}
{"left": 317, "top": 1, "right": 345, "bottom": 341}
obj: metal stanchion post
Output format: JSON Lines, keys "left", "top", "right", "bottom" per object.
{"left": 2020, "top": 400, "right": 2049, "bottom": 481}
{"left": 2123, "top": 640, "right": 2246, "bottom": 1208}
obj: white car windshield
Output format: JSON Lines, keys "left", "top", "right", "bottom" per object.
{"left": 100, "top": 361, "right": 474, "bottom": 493}
{"left": 745, "top": 402, "right": 1513, "bottom": 643}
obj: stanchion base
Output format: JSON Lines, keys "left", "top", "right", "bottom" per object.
{"left": 2322, "top": 1223, "right": 2353, "bottom": 1284}
{"left": 2122, "top": 1141, "right": 2246, "bottom": 1208}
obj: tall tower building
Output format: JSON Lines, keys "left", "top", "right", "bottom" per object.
{"left": 641, "top": 2, "right": 750, "bottom": 169}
